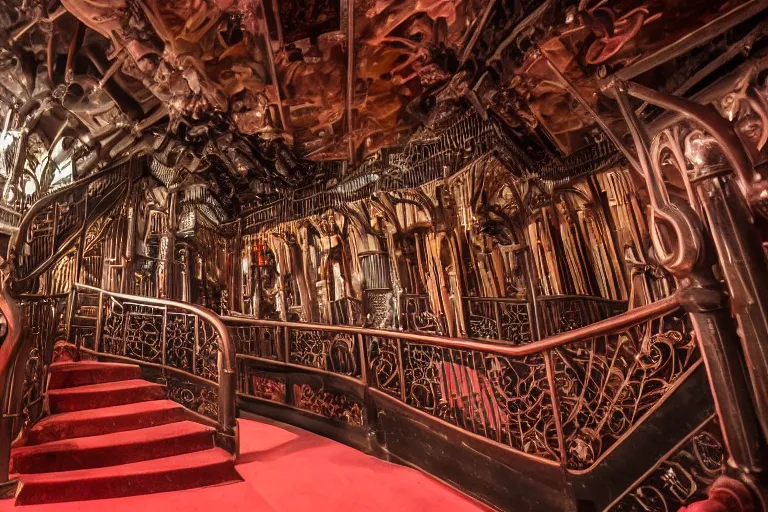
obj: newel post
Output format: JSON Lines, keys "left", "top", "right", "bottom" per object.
{"left": 612, "top": 80, "right": 767, "bottom": 507}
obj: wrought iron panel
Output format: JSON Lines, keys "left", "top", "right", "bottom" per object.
{"left": 366, "top": 335, "right": 402, "bottom": 398}
{"left": 402, "top": 342, "right": 560, "bottom": 461}
{"left": 195, "top": 318, "right": 221, "bottom": 383}
{"left": 466, "top": 298, "right": 533, "bottom": 345}
{"left": 124, "top": 303, "right": 165, "bottom": 365}
{"left": 553, "top": 314, "right": 700, "bottom": 470}
{"left": 159, "top": 371, "right": 219, "bottom": 420}
{"left": 608, "top": 418, "right": 724, "bottom": 511}
{"left": 540, "top": 296, "right": 627, "bottom": 339}
{"left": 231, "top": 324, "right": 282, "bottom": 360}
{"left": 289, "top": 328, "right": 360, "bottom": 378}
{"left": 293, "top": 383, "right": 364, "bottom": 427}
{"left": 251, "top": 375, "right": 287, "bottom": 403}
{"left": 165, "top": 312, "right": 196, "bottom": 373}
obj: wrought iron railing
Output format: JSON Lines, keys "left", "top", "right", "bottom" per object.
{"left": 464, "top": 294, "right": 627, "bottom": 344}
{"left": 464, "top": 296, "right": 533, "bottom": 344}
{"left": 10, "top": 164, "right": 129, "bottom": 289}
{"left": 13, "top": 294, "right": 68, "bottom": 437}
{"left": 224, "top": 293, "right": 699, "bottom": 472}
{"left": 536, "top": 294, "right": 628, "bottom": 338}
{"left": 69, "top": 284, "right": 238, "bottom": 454}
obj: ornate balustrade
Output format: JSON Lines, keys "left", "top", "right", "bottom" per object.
{"left": 224, "top": 292, "right": 699, "bottom": 471}
{"left": 13, "top": 293, "right": 68, "bottom": 438}
{"left": 11, "top": 164, "right": 129, "bottom": 288}
{"left": 400, "top": 293, "right": 443, "bottom": 334}
{"left": 464, "top": 294, "right": 627, "bottom": 344}
{"left": 70, "top": 284, "right": 238, "bottom": 454}
{"left": 537, "top": 294, "right": 628, "bottom": 338}
{"left": 464, "top": 297, "right": 533, "bottom": 344}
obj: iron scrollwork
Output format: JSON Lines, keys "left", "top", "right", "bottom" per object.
{"left": 609, "top": 418, "right": 725, "bottom": 511}
{"left": 251, "top": 375, "right": 287, "bottom": 403}
{"left": 160, "top": 371, "right": 219, "bottom": 420}
{"left": 367, "top": 335, "right": 402, "bottom": 398}
{"left": 293, "top": 383, "right": 364, "bottom": 427}
{"left": 165, "top": 312, "right": 195, "bottom": 373}
{"left": 289, "top": 328, "right": 360, "bottom": 378}
{"left": 231, "top": 324, "right": 281, "bottom": 360}
{"left": 16, "top": 296, "right": 67, "bottom": 438}
{"left": 195, "top": 319, "right": 221, "bottom": 383}
{"left": 124, "top": 303, "right": 164, "bottom": 365}
{"left": 402, "top": 342, "right": 560, "bottom": 461}
{"left": 553, "top": 314, "right": 700, "bottom": 470}
{"left": 466, "top": 298, "right": 533, "bottom": 345}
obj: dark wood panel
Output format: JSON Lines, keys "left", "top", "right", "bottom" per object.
{"left": 371, "top": 389, "right": 577, "bottom": 512}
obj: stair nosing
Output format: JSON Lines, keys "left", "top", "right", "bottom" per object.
{"left": 14, "top": 420, "right": 213, "bottom": 457}
{"left": 49, "top": 361, "right": 141, "bottom": 372}
{"left": 17, "top": 448, "right": 234, "bottom": 484}
{"left": 47, "top": 379, "right": 165, "bottom": 396}
{"left": 31, "top": 399, "right": 184, "bottom": 426}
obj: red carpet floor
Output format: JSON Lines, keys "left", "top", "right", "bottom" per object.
{"left": 1, "top": 416, "right": 490, "bottom": 511}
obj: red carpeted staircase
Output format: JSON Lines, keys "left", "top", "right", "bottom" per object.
{"left": 10, "top": 361, "right": 242, "bottom": 505}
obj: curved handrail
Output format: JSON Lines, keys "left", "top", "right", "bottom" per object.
{"left": 9, "top": 164, "right": 123, "bottom": 265}
{"left": 222, "top": 293, "right": 679, "bottom": 357}
{"left": 224, "top": 292, "right": 691, "bottom": 473}
{"left": 74, "top": 284, "right": 238, "bottom": 450}
{"left": 15, "top": 180, "right": 128, "bottom": 287}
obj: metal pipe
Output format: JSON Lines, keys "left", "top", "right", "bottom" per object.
{"left": 621, "top": 80, "right": 756, "bottom": 196}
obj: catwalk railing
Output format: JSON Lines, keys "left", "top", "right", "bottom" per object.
{"left": 223, "top": 292, "right": 699, "bottom": 471}
{"left": 68, "top": 283, "right": 239, "bottom": 453}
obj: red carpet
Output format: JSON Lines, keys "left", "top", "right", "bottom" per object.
{"left": 5, "top": 358, "right": 489, "bottom": 510}
{"left": 5, "top": 415, "right": 490, "bottom": 511}
{"left": 11, "top": 361, "right": 242, "bottom": 505}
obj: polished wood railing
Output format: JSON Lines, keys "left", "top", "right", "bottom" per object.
{"left": 223, "top": 292, "right": 697, "bottom": 472}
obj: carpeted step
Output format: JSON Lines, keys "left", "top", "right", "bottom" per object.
{"left": 47, "top": 380, "right": 166, "bottom": 414}
{"left": 12, "top": 421, "right": 215, "bottom": 474}
{"left": 15, "top": 448, "right": 242, "bottom": 505}
{"left": 48, "top": 361, "right": 142, "bottom": 390}
{"left": 27, "top": 400, "right": 187, "bottom": 445}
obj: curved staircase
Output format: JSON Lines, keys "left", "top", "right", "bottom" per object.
{"left": 10, "top": 361, "right": 242, "bottom": 505}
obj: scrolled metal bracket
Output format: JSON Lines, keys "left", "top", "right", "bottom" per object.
{"left": 609, "top": 79, "right": 707, "bottom": 280}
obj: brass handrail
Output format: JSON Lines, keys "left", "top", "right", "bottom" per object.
{"left": 223, "top": 293, "right": 678, "bottom": 357}
{"left": 74, "top": 284, "right": 238, "bottom": 453}
{"left": 224, "top": 292, "right": 689, "bottom": 472}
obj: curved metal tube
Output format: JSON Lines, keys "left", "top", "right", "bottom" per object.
{"left": 623, "top": 81, "right": 757, "bottom": 197}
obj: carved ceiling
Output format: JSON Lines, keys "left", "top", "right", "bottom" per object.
{"left": 0, "top": 0, "right": 764, "bottom": 215}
